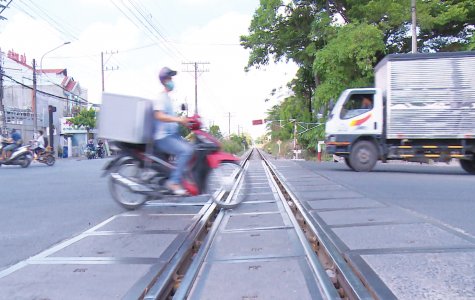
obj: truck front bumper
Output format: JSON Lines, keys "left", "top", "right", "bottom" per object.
{"left": 325, "top": 135, "right": 353, "bottom": 156}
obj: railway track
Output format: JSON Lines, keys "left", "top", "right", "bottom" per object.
{"left": 0, "top": 148, "right": 376, "bottom": 299}
{"left": 141, "top": 148, "right": 372, "bottom": 300}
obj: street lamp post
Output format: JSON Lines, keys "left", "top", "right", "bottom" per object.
{"left": 40, "top": 41, "right": 71, "bottom": 73}
{"left": 34, "top": 41, "right": 71, "bottom": 132}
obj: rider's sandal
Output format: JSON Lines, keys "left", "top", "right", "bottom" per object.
{"left": 166, "top": 183, "right": 187, "bottom": 196}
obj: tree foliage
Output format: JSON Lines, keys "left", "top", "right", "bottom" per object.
{"left": 68, "top": 107, "right": 96, "bottom": 132}
{"left": 208, "top": 124, "right": 223, "bottom": 139}
{"left": 242, "top": 0, "right": 475, "bottom": 150}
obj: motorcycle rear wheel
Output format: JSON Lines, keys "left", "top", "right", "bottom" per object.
{"left": 109, "top": 160, "right": 149, "bottom": 210}
{"left": 20, "top": 156, "right": 32, "bottom": 168}
{"left": 206, "top": 161, "right": 246, "bottom": 209}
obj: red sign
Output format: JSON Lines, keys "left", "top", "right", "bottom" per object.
{"left": 252, "top": 119, "right": 263, "bottom": 125}
{"left": 7, "top": 50, "right": 27, "bottom": 64}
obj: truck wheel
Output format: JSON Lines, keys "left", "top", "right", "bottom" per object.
{"left": 349, "top": 141, "right": 378, "bottom": 172}
{"left": 344, "top": 158, "right": 355, "bottom": 170}
{"left": 460, "top": 159, "right": 475, "bottom": 175}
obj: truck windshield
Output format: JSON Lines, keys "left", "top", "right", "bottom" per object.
{"left": 340, "top": 93, "right": 373, "bottom": 119}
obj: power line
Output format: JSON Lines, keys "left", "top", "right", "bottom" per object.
{"left": 0, "top": 0, "right": 13, "bottom": 20}
{"left": 3, "top": 72, "right": 88, "bottom": 104}
{"left": 126, "top": 0, "right": 187, "bottom": 59}
{"left": 13, "top": 0, "right": 79, "bottom": 41}
{"left": 110, "top": 0, "right": 187, "bottom": 63}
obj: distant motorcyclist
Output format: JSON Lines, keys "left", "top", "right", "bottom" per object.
{"left": 85, "top": 139, "right": 96, "bottom": 159}
{"left": 96, "top": 139, "right": 105, "bottom": 158}
{"left": 34, "top": 130, "right": 46, "bottom": 155}
{"left": 1, "top": 129, "right": 22, "bottom": 161}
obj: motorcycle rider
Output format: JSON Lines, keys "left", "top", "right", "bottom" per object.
{"left": 1, "top": 129, "right": 22, "bottom": 161}
{"left": 34, "top": 130, "right": 46, "bottom": 156}
{"left": 154, "top": 67, "right": 193, "bottom": 196}
{"left": 97, "top": 139, "right": 104, "bottom": 158}
{"left": 86, "top": 139, "right": 96, "bottom": 158}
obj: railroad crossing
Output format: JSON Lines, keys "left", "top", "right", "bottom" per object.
{"left": 0, "top": 149, "right": 474, "bottom": 299}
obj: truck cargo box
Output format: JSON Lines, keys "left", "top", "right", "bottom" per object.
{"left": 99, "top": 93, "right": 154, "bottom": 144}
{"left": 375, "top": 52, "right": 475, "bottom": 139}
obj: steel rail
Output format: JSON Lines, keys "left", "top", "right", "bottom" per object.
{"left": 261, "top": 159, "right": 342, "bottom": 299}
{"left": 257, "top": 149, "right": 374, "bottom": 300}
{"left": 170, "top": 157, "right": 251, "bottom": 299}
{"left": 140, "top": 150, "right": 253, "bottom": 300}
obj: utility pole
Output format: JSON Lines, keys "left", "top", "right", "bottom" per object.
{"left": 411, "top": 0, "right": 417, "bottom": 53}
{"left": 48, "top": 105, "right": 56, "bottom": 152}
{"left": 228, "top": 112, "right": 231, "bottom": 137}
{"left": 101, "top": 52, "right": 104, "bottom": 91}
{"left": 101, "top": 51, "right": 119, "bottom": 92}
{"left": 0, "top": 51, "right": 5, "bottom": 129}
{"left": 32, "top": 59, "right": 37, "bottom": 132}
{"left": 292, "top": 119, "right": 297, "bottom": 156}
{"left": 182, "top": 62, "right": 209, "bottom": 114}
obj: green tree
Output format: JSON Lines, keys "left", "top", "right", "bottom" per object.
{"left": 68, "top": 107, "right": 96, "bottom": 138}
{"left": 208, "top": 124, "right": 223, "bottom": 139}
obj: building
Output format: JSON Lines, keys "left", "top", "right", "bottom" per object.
{"left": 0, "top": 49, "right": 88, "bottom": 155}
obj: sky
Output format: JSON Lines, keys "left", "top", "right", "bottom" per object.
{"left": 0, "top": 0, "right": 298, "bottom": 139}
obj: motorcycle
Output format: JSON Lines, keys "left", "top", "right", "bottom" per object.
{"left": 0, "top": 142, "right": 33, "bottom": 168}
{"left": 96, "top": 143, "right": 105, "bottom": 159}
{"left": 103, "top": 115, "right": 244, "bottom": 210}
{"left": 84, "top": 146, "right": 96, "bottom": 159}
{"left": 29, "top": 141, "right": 55, "bottom": 166}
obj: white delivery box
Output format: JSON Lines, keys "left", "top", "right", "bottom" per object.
{"left": 99, "top": 93, "right": 154, "bottom": 144}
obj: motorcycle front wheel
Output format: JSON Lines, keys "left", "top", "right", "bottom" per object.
{"left": 45, "top": 155, "right": 55, "bottom": 166}
{"left": 108, "top": 160, "right": 149, "bottom": 210}
{"left": 206, "top": 161, "right": 246, "bottom": 209}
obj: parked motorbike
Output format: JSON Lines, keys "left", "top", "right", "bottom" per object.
{"left": 103, "top": 115, "right": 244, "bottom": 210}
{"left": 0, "top": 142, "right": 33, "bottom": 168}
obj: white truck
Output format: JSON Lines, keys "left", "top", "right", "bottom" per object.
{"left": 325, "top": 51, "right": 475, "bottom": 174}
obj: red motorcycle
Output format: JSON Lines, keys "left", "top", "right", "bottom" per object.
{"left": 103, "top": 115, "right": 244, "bottom": 210}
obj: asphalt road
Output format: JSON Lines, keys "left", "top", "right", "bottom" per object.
{"left": 0, "top": 158, "right": 124, "bottom": 272}
{"left": 297, "top": 160, "right": 475, "bottom": 237}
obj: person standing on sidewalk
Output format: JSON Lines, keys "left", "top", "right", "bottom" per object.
{"left": 153, "top": 67, "right": 193, "bottom": 196}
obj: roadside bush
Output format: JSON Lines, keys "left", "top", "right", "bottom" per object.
{"left": 221, "top": 139, "right": 245, "bottom": 155}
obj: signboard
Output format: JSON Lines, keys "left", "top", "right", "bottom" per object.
{"left": 7, "top": 50, "right": 27, "bottom": 64}
{"left": 252, "top": 119, "right": 263, "bottom": 125}
{"left": 60, "top": 117, "right": 87, "bottom": 134}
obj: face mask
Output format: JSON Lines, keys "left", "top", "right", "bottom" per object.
{"left": 164, "top": 80, "right": 175, "bottom": 91}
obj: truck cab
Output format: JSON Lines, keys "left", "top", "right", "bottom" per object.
{"left": 326, "top": 88, "right": 384, "bottom": 170}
